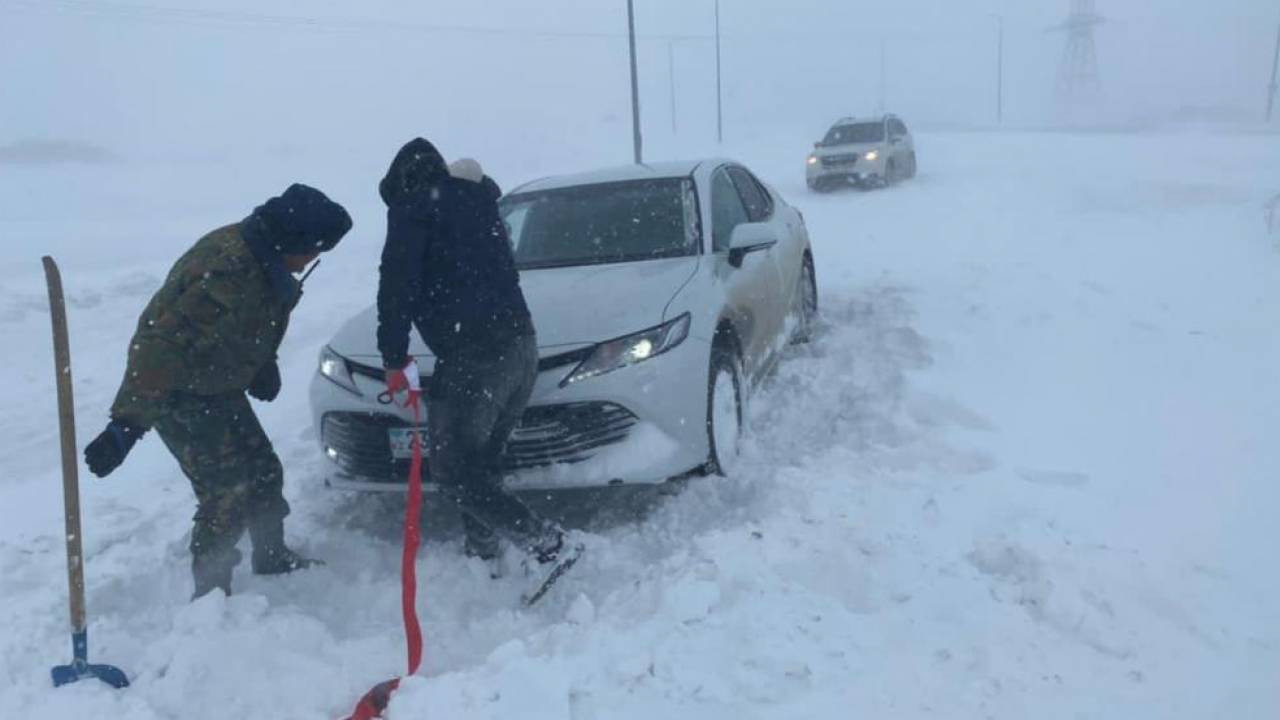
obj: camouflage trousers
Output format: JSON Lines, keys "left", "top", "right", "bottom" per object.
{"left": 153, "top": 392, "right": 290, "bottom": 564}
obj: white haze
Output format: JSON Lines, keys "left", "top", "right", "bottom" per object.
{"left": 2, "top": 0, "right": 1278, "bottom": 163}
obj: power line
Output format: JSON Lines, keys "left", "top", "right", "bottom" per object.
{"left": 3, "top": 0, "right": 708, "bottom": 41}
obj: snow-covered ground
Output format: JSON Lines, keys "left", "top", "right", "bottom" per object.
{"left": 2, "top": 129, "right": 1278, "bottom": 719}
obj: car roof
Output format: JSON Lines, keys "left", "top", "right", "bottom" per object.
{"left": 830, "top": 114, "right": 895, "bottom": 126}
{"left": 508, "top": 160, "right": 722, "bottom": 194}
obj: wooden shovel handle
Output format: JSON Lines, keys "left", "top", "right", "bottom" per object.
{"left": 42, "top": 256, "right": 85, "bottom": 635}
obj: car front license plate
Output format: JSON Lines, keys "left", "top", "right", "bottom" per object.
{"left": 388, "top": 427, "right": 428, "bottom": 460}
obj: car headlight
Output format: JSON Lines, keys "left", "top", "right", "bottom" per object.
{"left": 864, "top": 150, "right": 879, "bottom": 161}
{"left": 807, "top": 155, "right": 819, "bottom": 165}
{"left": 563, "top": 313, "right": 691, "bottom": 386}
{"left": 318, "top": 345, "right": 360, "bottom": 395}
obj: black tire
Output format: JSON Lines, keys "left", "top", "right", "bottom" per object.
{"left": 884, "top": 159, "right": 898, "bottom": 186}
{"left": 705, "top": 340, "right": 743, "bottom": 476}
{"left": 790, "top": 255, "right": 818, "bottom": 344}
{"left": 905, "top": 152, "right": 917, "bottom": 179}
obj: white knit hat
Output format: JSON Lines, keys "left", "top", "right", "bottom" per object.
{"left": 448, "top": 157, "right": 484, "bottom": 183}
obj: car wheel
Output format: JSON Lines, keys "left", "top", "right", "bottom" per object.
{"left": 705, "top": 341, "right": 743, "bottom": 476}
{"left": 905, "top": 152, "right": 917, "bottom": 179}
{"left": 789, "top": 256, "right": 818, "bottom": 344}
{"left": 884, "top": 159, "right": 898, "bottom": 186}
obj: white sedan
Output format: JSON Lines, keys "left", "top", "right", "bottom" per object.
{"left": 309, "top": 159, "right": 817, "bottom": 492}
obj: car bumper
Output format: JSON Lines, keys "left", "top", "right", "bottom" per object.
{"left": 806, "top": 156, "right": 886, "bottom": 184}
{"left": 308, "top": 337, "right": 712, "bottom": 492}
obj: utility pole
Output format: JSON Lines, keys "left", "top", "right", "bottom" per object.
{"left": 627, "top": 0, "right": 642, "bottom": 163}
{"left": 668, "top": 40, "right": 678, "bottom": 135}
{"left": 714, "top": 0, "right": 723, "bottom": 143}
{"left": 1267, "top": 23, "right": 1280, "bottom": 122}
{"left": 996, "top": 16, "right": 1005, "bottom": 124}
{"left": 877, "top": 39, "right": 886, "bottom": 115}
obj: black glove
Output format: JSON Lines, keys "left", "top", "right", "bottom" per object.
{"left": 84, "top": 419, "right": 145, "bottom": 478}
{"left": 248, "top": 360, "right": 281, "bottom": 402}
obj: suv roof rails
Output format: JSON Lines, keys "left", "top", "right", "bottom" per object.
{"left": 832, "top": 113, "right": 896, "bottom": 125}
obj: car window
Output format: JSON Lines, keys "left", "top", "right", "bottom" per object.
{"left": 500, "top": 178, "right": 698, "bottom": 269}
{"left": 502, "top": 203, "right": 531, "bottom": 250}
{"left": 822, "top": 122, "right": 884, "bottom": 145}
{"left": 711, "top": 168, "right": 749, "bottom": 253}
{"left": 727, "top": 166, "right": 772, "bottom": 223}
{"left": 889, "top": 119, "right": 908, "bottom": 137}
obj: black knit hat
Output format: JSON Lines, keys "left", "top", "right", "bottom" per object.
{"left": 250, "top": 183, "right": 353, "bottom": 255}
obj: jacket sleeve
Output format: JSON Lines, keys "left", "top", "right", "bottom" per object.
{"left": 377, "top": 205, "right": 429, "bottom": 368}
{"left": 110, "top": 270, "right": 267, "bottom": 429}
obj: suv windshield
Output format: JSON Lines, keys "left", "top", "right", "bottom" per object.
{"left": 500, "top": 178, "right": 699, "bottom": 270}
{"left": 822, "top": 122, "right": 884, "bottom": 146}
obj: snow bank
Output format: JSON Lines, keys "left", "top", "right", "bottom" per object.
{"left": 2, "top": 129, "right": 1278, "bottom": 719}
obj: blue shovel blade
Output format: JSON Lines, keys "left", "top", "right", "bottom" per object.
{"left": 52, "top": 662, "right": 130, "bottom": 689}
{"left": 52, "top": 631, "right": 130, "bottom": 689}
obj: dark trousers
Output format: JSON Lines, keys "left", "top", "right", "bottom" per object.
{"left": 427, "top": 334, "right": 547, "bottom": 552}
{"left": 153, "top": 392, "right": 289, "bottom": 571}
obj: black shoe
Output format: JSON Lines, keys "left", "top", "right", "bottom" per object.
{"left": 463, "top": 527, "right": 501, "bottom": 562}
{"left": 248, "top": 515, "right": 321, "bottom": 575}
{"left": 531, "top": 526, "right": 565, "bottom": 565}
{"left": 523, "top": 542, "right": 584, "bottom": 607}
{"left": 251, "top": 545, "right": 321, "bottom": 575}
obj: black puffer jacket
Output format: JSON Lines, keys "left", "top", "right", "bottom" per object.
{"left": 376, "top": 138, "right": 534, "bottom": 367}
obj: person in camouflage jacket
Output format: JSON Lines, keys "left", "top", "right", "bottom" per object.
{"left": 84, "top": 183, "right": 352, "bottom": 599}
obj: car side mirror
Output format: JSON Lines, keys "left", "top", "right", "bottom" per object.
{"left": 727, "top": 222, "right": 777, "bottom": 269}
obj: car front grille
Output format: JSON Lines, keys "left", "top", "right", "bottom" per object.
{"left": 321, "top": 402, "right": 638, "bottom": 483}
{"left": 346, "top": 348, "right": 590, "bottom": 384}
{"left": 348, "top": 359, "right": 426, "bottom": 385}
{"left": 821, "top": 153, "right": 859, "bottom": 168}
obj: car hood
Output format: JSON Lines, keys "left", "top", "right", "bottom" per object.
{"left": 327, "top": 256, "right": 699, "bottom": 362}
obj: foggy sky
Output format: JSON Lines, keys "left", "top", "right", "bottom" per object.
{"left": 2, "top": 0, "right": 1278, "bottom": 163}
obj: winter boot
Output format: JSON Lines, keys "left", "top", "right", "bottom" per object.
{"left": 248, "top": 515, "right": 320, "bottom": 575}
{"left": 192, "top": 547, "right": 241, "bottom": 600}
{"left": 462, "top": 515, "right": 503, "bottom": 579}
{"left": 529, "top": 522, "right": 566, "bottom": 565}
{"left": 521, "top": 529, "right": 585, "bottom": 607}
{"left": 462, "top": 514, "right": 501, "bottom": 561}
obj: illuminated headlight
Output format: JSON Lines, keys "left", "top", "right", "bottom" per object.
{"left": 864, "top": 150, "right": 879, "bottom": 161}
{"left": 563, "top": 313, "right": 691, "bottom": 386}
{"left": 806, "top": 155, "right": 819, "bottom": 165}
{"left": 318, "top": 345, "right": 360, "bottom": 395}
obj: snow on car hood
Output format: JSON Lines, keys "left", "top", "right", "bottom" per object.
{"left": 327, "top": 256, "right": 699, "bottom": 361}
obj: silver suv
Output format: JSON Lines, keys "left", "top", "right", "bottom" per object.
{"left": 806, "top": 114, "right": 916, "bottom": 191}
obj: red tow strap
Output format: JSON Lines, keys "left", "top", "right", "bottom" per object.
{"left": 345, "top": 392, "right": 425, "bottom": 720}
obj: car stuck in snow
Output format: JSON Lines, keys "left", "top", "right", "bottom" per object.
{"left": 310, "top": 159, "right": 817, "bottom": 494}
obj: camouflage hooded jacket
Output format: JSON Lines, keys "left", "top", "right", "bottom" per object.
{"left": 110, "top": 224, "right": 298, "bottom": 430}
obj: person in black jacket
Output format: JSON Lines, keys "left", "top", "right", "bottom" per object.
{"left": 376, "top": 137, "right": 563, "bottom": 567}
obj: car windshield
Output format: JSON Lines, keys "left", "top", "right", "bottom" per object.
{"left": 500, "top": 178, "right": 699, "bottom": 270}
{"left": 822, "top": 122, "right": 884, "bottom": 145}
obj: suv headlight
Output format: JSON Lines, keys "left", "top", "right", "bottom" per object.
{"left": 563, "top": 313, "right": 691, "bottom": 386}
{"left": 807, "top": 154, "right": 819, "bottom": 166}
{"left": 864, "top": 150, "right": 879, "bottom": 161}
{"left": 318, "top": 345, "right": 360, "bottom": 395}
